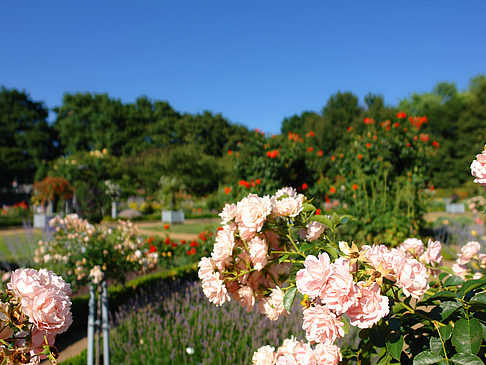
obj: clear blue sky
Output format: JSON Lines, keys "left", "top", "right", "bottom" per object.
{"left": 1, "top": 1, "right": 485, "bottom": 134}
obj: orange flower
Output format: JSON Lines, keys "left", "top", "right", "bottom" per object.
{"left": 373, "top": 135, "right": 377, "bottom": 140}
{"left": 307, "top": 131, "right": 315, "bottom": 137}
{"left": 366, "top": 142, "right": 371, "bottom": 149}
{"left": 352, "top": 184, "right": 358, "bottom": 190}
{"left": 347, "top": 126, "right": 353, "bottom": 132}
{"left": 315, "top": 208, "right": 321, "bottom": 215}
{"left": 317, "top": 149, "right": 323, "bottom": 157}
{"left": 164, "top": 224, "right": 170, "bottom": 230}
{"left": 331, "top": 155, "right": 335, "bottom": 161}
{"left": 358, "top": 154, "right": 363, "bottom": 160}
{"left": 307, "top": 147, "right": 314, "bottom": 152}
{"left": 329, "top": 186, "right": 336, "bottom": 194}
{"left": 397, "top": 111, "right": 407, "bottom": 119}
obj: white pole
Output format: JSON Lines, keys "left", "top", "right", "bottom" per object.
{"left": 87, "top": 284, "right": 96, "bottom": 365}
{"left": 102, "top": 280, "right": 110, "bottom": 364}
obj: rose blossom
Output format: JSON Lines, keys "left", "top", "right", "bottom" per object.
{"left": 314, "top": 343, "right": 342, "bottom": 365}
{"left": 303, "top": 221, "right": 326, "bottom": 242}
{"left": 471, "top": 147, "right": 486, "bottom": 186}
{"left": 258, "top": 287, "right": 287, "bottom": 321}
{"left": 452, "top": 263, "right": 469, "bottom": 279}
{"left": 399, "top": 238, "right": 425, "bottom": 256}
{"left": 211, "top": 224, "right": 236, "bottom": 268}
{"left": 236, "top": 194, "right": 273, "bottom": 240}
{"left": 302, "top": 305, "right": 344, "bottom": 344}
{"left": 346, "top": 282, "right": 389, "bottom": 328}
{"left": 362, "top": 244, "right": 397, "bottom": 279}
{"left": 276, "top": 355, "right": 298, "bottom": 365}
{"left": 275, "top": 187, "right": 299, "bottom": 198}
{"left": 274, "top": 195, "right": 304, "bottom": 218}
{"left": 237, "top": 285, "right": 255, "bottom": 312}
{"left": 395, "top": 257, "right": 429, "bottom": 299}
{"left": 198, "top": 257, "right": 216, "bottom": 281}
{"left": 219, "top": 203, "right": 237, "bottom": 225}
{"left": 296, "top": 253, "right": 332, "bottom": 297}
{"left": 294, "top": 342, "right": 317, "bottom": 365}
{"left": 252, "top": 345, "right": 276, "bottom": 365}
{"left": 420, "top": 239, "right": 443, "bottom": 266}
{"left": 8, "top": 268, "right": 73, "bottom": 334}
{"left": 457, "top": 241, "right": 481, "bottom": 265}
{"left": 201, "top": 271, "right": 230, "bottom": 306}
{"left": 277, "top": 336, "right": 300, "bottom": 357}
{"left": 320, "top": 258, "right": 358, "bottom": 315}
{"left": 249, "top": 235, "right": 269, "bottom": 270}
{"left": 479, "top": 253, "right": 486, "bottom": 269}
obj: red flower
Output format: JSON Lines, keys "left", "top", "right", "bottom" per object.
{"left": 171, "top": 242, "right": 177, "bottom": 248}
{"left": 307, "top": 147, "right": 314, "bottom": 152}
{"left": 420, "top": 133, "right": 429, "bottom": 142}
{"left": 302, "top": 183, "right": 308, "bottom": 190}
{"left": 228, "top": 150, "right": 233, "bottom": 156}
{"left": 397, "top": 111, "right": 407, "bottom": 119}
{"left": 217, "top": 226, "right": 223, "bottom": 231}
{"left": 307, "top": 131, "right": 315, "bottom": 137}
{"left": 325, "top": 195, "right": 330, "bottom": 203}
{"left": 363, "top": 117, "right": 374, "bottom": 125}
{"left": 329, "top": 186, "right": 336, "bottom": 194}
{"left": 165, "top": 238, "right": 170, "bottom": 245}
{"left": 347, "top": 126, "right": 353, "bottom": 132}
{"left": 164, "top": 224, "right": 170, "bottom": 230}
{"left": 191, "top": 241, "right": 199, "bottom": 247}
{"left": 352, "top": 184, "right": 358, "bottom": 191}
{"left": 317, "top": 149, "right": 323, "bottom": 157}
{"left": 224, "top": 186, "right": 232, "bottom": 195}
{"left": 187, "top": 247, "right": 196, "bottom": 255}
{"left": 406, "top": 142, "right": 411, "bottom": 147}
{"left": 394, "top": 122, "right": 400, "bottom": 128}
{"left": 266, "top": 151, "right": 272, "bottom": 158}
{"left": 149, "top": 244, "right": 156, "bottom": 253}
{"left": 432, "top": 140, "right": 440, "bottom": 148}
{"left": 430, "top": 185, "right": 435, "bottom": 191}
{"left": 181, "top": 240, "right": 187, "bottom": 244}
{"left": 358, "top": 154, "right": 363, "bottom": 160}
{"left": 366, "top": 142, "right": 371, "bottom": 149}
{"left": 331, "top": 155, "right": 335, "bottom": 161}
{"left": 315, "top": 208, "right": 321, "bottom": 215}
{"left": 256, "top": 178, "right": 261, "bottom": 185}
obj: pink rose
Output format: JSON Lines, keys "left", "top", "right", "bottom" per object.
{"left": 346, "top": 282, "right": 389, "bottom": 328}
{"left": 313, "top": 343, "right": 342, "bottom": 365}
{"left": 302, "top": 305, "right": 344, "bottom": 344}
{"left": 471, "top": 148, "right": 486, "bottom": 186}
{"left": 362, "top": 245, "right": 401, "bottom": 280}
{"left": 201, "top": 271, "right": 230, "bottom": 306}
{"left": 320, "top": 258, "right": 358, "bottom": 315}
{"left": 395, "top": 258, "right": 429, "bottom": 299}
{"left": 277, "top": 336, "right": 300, "bottom": 357}
{"left": 249, "top": 235, "right": 269, "bottom": 270}
{"left": 258, "top": 287, "right": 287, "bottom": 321}
{"left": 236, "top": 194, "right": 273, "bottom": 240}
{"left": 8, "top": 269, "right": 72, "bottom": 335}
{"left": 457, "top": 241, "right": 481, "bottom": 265}
{"left": 211, "top": 224, "right": 236, "bottom": 269}
{"left": 399, "top": 238, "right": 425, "bottom": 257}
{"left": 198, "top": 257, "right": 216, "bottom": 281}
{"left": 296, "top": 253, "right": 332, "bottom": 298}
{"left": 275, "top": 187, "right": 299, "bottom": 198}
{"left": 420, "top": 239, "right": 443, "bottom": 266}
{"left": 275, "top": 355, "right": 298, "bottom": 365}
{"left": 304, "top": 221, "right": 326, "bottom": 242}
{"left": 219, "top": 203, "right": 237, "bottom": 224}
{"left": 237, "top": 285, "right": 255, "bottom": 312}
{"left": 252, "top": 345, "right": 276, "bottom": 365}
{"left": 452, "top": 263, "right": 469, "bottom": 279}
{"left": 274, "top": 195, "right": 304, "bottom": 218}
{"left": 479, "top": 253, "right": 486, "bottom": 269}
{"left": 294, "top": 342, "right": 317, "bottom": 365}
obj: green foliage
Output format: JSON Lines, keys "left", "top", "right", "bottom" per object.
{"left": 0, "top": 87, "right": 55, "bottom": 187}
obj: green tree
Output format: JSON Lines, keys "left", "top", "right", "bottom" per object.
{"left": 0, "top": 87, "right": 55, "bottom": 187}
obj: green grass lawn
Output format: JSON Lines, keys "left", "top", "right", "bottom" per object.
{"left": 0, "top": 230, "right": 43, "bottom": 263}
{"left": 143, "top": 219, "right": 220, "bottom": 235}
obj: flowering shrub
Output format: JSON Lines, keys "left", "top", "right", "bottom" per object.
{"left": 199, "top": 186, "right": 486, "bottom": 364}
{"left": 34, "top": 214, "right": 157, "bottom": 289}
{"left": 0, "top": 268, "right": 72, "bottom": 364}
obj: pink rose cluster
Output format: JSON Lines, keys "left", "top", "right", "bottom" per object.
{"left": 199, "top": 188, "right": 306, "bottom": 320}
{"left": 296, "top": 252, "right": 389, "bottom": 345}
{"left": 471, "top": 144, "right": 486, "bottom": 187}
{"left": 2, "top": 268, "right": 73, "bottom": 364}
{"left": 452, "top": 241, "right": 485, "bottom": 279}
{"left": 399, "top": 238, "right": 443, "bottom": 271}
{"left": 252, "top": 337, "right": 341, "bottom": 365}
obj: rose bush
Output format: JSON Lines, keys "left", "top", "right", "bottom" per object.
{"left": 199, "top": 182, "right": 485, "bottom": 364}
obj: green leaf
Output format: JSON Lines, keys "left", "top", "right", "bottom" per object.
{"left": 438, "top": 324, "right": 452, "bottom": 341}
{"left": 341, "top": 315, "right": 351, "bottom": 335}
{"left": 451, "top": 318, "right": 483, "bottom": 355}
{"left": 451, "top": 353, "right": 485, "bottom": 365}
{"left": 302, "top": 203, "right": 315, "bottom": 212}
{"left": 278, "top": 254, "right": 289, "bottom": 263}
{"left": 428, "top": 290, "right": 458, "bottom": 301}
{"left": 438, "top": 300, "right": 462, "bottom": 321}
{"left": 311, "top": 215, "right": 333, "bottom": 229}
{"left": 457, "top": 277, "right": 486, "bottom": 299}
{"left": 331, "top": 212, "right": 340, "bottom": 225}
{"left": 283, "top": 287, "right": 297, "bottom": 313}
{"left": 324, "top": 246, "right": 338, "bottom": 260}
{"left": 444, "top": 275, "right": 464, "bottom": 287}
{"left": 386, "top": 333, "right": 404, "bottom": 360}
{"left": 470, "top": 291, "right": 486, "bottom": 305}
{"left": 413, "top": 351, "right": 443, "bottom": 365}
{"left": 438, "top": 272, "right": 450, "bottom": 282}
{"left": 340, "top": 214, "right": 354, "bottom": 223}
{"left": 429, "top": 337, "right": 444, "bottom": 356}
